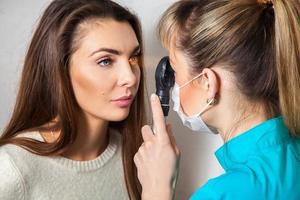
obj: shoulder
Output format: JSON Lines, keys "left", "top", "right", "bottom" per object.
{"left": 16, "top": 130, "right": 45, "bottom": 142}
{"left": 190, "top": 169, "right": 262, "bottom": 200}
{"left": 0, "top": 131, "right": 44, "bottom": 166}
{"left": 0, "top": 148, "right": 26, "bottom": 200}
{"left": 0, "top": 131, "right": 45, "bottom": 197}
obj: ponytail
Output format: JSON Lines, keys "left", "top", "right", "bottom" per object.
{"left": 273, "top": 0, "right": 300, "bottom": 136}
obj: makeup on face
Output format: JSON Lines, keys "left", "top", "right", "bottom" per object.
{"left": 69, "top": 19, "right": 141, "bottom": 122}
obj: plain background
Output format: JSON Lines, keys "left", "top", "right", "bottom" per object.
{"left": 0, "top": 0, "right": 223, "bottom": 199}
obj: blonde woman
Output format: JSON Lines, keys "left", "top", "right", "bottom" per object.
{"left": 134, "top": 0, "right": 300, "bottom": 199}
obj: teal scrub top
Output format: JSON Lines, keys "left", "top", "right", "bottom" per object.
{"left": 190, "top": 116, "right": 300, "bottom": 200}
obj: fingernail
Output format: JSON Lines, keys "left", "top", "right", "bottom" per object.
{"left": 151, "top": 93, "right": 157, "bottom": 102}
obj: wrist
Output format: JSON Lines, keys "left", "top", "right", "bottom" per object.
{"left": 142, "top": 187, "right": 173, "bottom": 200}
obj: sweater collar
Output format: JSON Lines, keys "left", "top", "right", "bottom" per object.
{"left": 53, "top": 128, "right": 120, "bottom": 172}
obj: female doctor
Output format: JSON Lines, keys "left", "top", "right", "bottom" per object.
{"left": 134, "top": 0, "right": 300, "bottom": 199}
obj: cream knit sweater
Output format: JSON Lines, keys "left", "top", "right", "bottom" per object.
{"left": 0, "top": 129, "right": 129, "bottom": 200}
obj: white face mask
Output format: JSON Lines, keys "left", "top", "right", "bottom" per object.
{"left": 171, "top": 73, "right": 218, "bottom": 134}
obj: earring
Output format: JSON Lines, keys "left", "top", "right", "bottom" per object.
{"left": 206, "top": 97, "right": 218, "bottom": 105}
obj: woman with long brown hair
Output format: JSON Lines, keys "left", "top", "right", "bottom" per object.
{"left": 134, "top": 0, "right": 300, "bottom": 199}
{"left": 0, "top": 0, "right": 145, "bottom": 199}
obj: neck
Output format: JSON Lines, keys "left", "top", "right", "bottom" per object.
{"left": 62, "top": 113, "right": 109, "bottom": 161}
{"left": 215, "top": 102, "right": 268, "bottom": 143}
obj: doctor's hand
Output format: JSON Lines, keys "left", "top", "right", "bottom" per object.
{"left": 134, "top": 94, "right": 180, "bottom": 200}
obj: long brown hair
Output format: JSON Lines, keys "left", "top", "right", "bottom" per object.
{"left": 0, "top": 0, "right": 145, "bottom": 198}
{"left": 158, "top": 0, "right": 300, "bottom": 136}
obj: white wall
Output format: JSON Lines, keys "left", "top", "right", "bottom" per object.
{"left": 0, "top": 1, "right": 223, "bottom": 199}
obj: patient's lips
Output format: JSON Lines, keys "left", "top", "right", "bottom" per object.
{"left": 111, "top": 95, "right": 133, "bottom": 108}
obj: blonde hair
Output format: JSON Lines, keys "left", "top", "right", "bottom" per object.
{"left": 274, "top": 0, "right": 300, "bottom": 136}
{"left": 158, "top": 0, "right": 300, "bottom": 136}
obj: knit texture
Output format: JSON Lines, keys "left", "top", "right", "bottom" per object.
{"left": 0, "top": 129, "right": 129, "bottom": 200}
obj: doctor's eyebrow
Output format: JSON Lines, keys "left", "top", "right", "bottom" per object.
{"left": 89, "top": 45, "right": 140, "bottom": 57}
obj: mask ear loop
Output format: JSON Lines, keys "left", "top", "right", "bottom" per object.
{"left": 179, "top": 72, "right": 218, "bottom": 116}
{"left": 198, "top": 98, "right": 217, "bottom": 116}
{"left": 179, "top": 73, "right": 203, "bottom": 89}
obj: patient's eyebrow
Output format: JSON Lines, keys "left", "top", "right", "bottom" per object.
{"left": 89, "top": 45, "right": 140, "bottom": 57}
{"left": 90, "top": 48, "right": 120, "bottom": 57}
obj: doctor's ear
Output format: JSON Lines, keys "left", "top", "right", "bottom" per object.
{"left": 200, "top": 68, "right": 219, "bottom": 100}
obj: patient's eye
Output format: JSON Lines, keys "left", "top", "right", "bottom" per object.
{"left": 97, "top": 58, "right": 113, "bottom": 67}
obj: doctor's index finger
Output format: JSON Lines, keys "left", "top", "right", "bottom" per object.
{"left": 150, "top": 93, "right": 169, "bottom": 141}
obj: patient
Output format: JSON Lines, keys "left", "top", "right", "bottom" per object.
{"left": 0, "top": 0, "right": 146, "bottom": 199}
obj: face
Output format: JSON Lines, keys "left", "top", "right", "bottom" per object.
{"left": 69, "top": 19, "right": 141, "bottom": 122}
{"left": 169, "top": 44, "right": 207, "bottom": 116}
